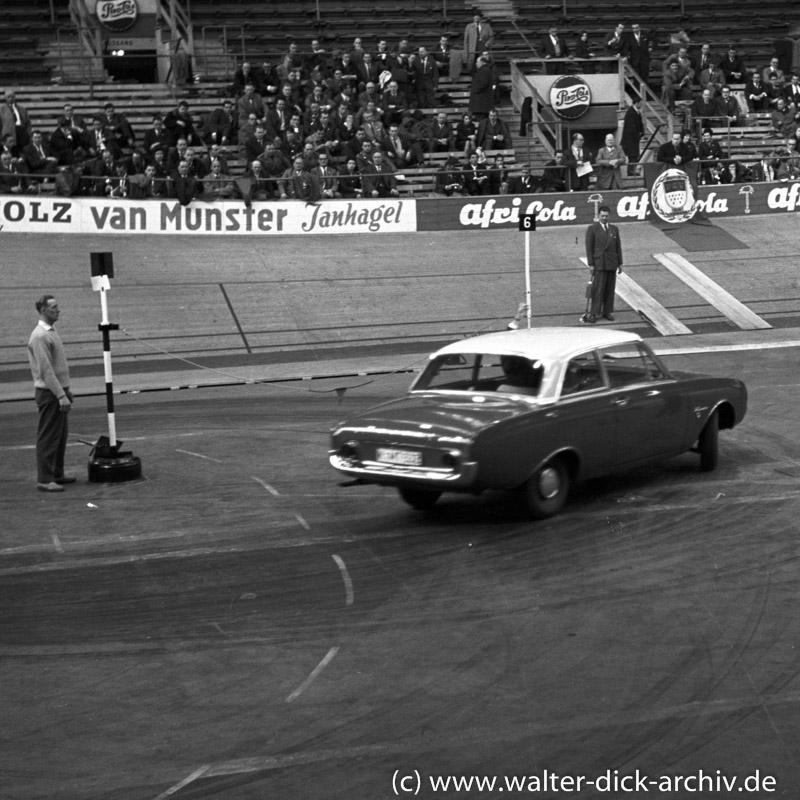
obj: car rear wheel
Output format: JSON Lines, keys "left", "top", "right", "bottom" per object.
{"left": 398, "top": 486, "right": 442, "bottom": 510}
{"left": 524, "top": 457, "right": 570, "bottom": 519}
{"left": 698, "top": 410, "right": 719, "bottom": 471}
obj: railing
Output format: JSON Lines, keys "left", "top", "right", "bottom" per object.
{"left": 198, "top": 26, "right": 245, "bottom": 83}
{"left": 157, "top": 0, "right": 194, "bottom": 58}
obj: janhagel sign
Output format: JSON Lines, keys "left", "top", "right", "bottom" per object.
{"left": 96, "top": 0, "right": 138, "bottom": 32}
{"left": 548, "top": 75, "right": 591, "bottom": 119}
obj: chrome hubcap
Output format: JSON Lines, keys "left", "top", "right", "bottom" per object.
{"left": 538, "top": 466, "right": 561, "bottom": 499}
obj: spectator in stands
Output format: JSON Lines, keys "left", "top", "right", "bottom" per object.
{"left": 477, "top": 108, "right": 511, "bottom": 151}
{"left": 662, "top": 60, "right": 693, "bottom": 111}
{"left": 284, "top": 41, "right": 303, "bottom": 71}
{"left": 350, "top": 37, "right": 366, "bottom": 66}
{"left": 762, "top": 57, "right": 786, "bottom": 85}
{"left": 141, "top": 114, "right": 170, "bottom": 160}
{"left": 507, "top": 162, "right": 537, "bottom": 194}
{"left": 429, "top": 111, "right": 454, "bottom": 152}
{"left": 89, "top": 150, "right": 118, "bottom": 195}
{"left": 695, "top": 42, "right": 714, "bottom": 76}
{"left": 603, "top": 24, "right": 625, "bottom": 74}
{"left": 356, "top": 79, "right": 381, "bottom": 112}
{"left": 299, "top": 141, "right": 319, "bottom": 172}
{"left": 260, "top": 139, "right": 290, "bottom": 184}
{"left": 237, "top": 85, "right": 265, "bottom": 126}
{"left": 201, "top": 159, "right": 235, "bottom": 200}
{"left": 338, "top": 158, "right": 363, "bottom": 198}
{"left": 238, "top": 113, "right": 259, "bottom": 155}
{"left": 680, "top": 130, "right": 698, "bottom": 164}
{"left": 1, "top": 91, "right": 32, "bottom": 149}
{"left": 0, "top": 151, "right": 23, "bottom": 194}
{"left": 462, "top": 151, "right": 489, "bottom": 195}
{"left": 170, "top": 159, "right": 200, "bottom": 205}
{"left": 719, "top": 47, "right": 745, "bottom": 84}
{"left": 769, "top": 137, "right": 800, "bottom": 181}
{"left": 657, "top": 131, "right": 687, "bottom": 166}
{"left": 699, "top": 60, "right": 726, "bottom": 99}
{"left": 164, "top": 100, "right": 196, "bottom": 147}
{"left": 621, "top": 99, "right": 643, "bottom": 176}
{"left": 594, "top": 133, "right": 627, "bottom": 189}
{"left": 278, "top": 154, "right": 321, "bottom": 201}
{"left": 400, "top": 110, "right": 431, "bottom": 153}
{"left": 766, "top": 74, "right": 785, "bottom": 109}
{"left": 435, "top": 155, "right": 464, "bottom": 196}
{"left": 357, "top": 52, "right": 381, "bottom": 91}
{"left": 264, "top": 100, "right": 288, "bottom": 142}
{"left": 455, "top": 112, "right": 478, "bottom": 157}
{"left": 565, "top": 132, "right": 592, "bottom": 191}
{"left": 129, "top": 164, "right": 162, "bottom": 199}
{"left": 61, "top": 104, "right": 86, "bottom": 135}
{"left": 784, "top": 73, "right": 800, "bottom": 109}
{"left": 50, "top": 117, "right": 86, "bottom": 166}
{"left": 433, "top": 35, "right": 460, "bottom": 82}
{"left": 338, "top": 111, "right": 359, "bottom": 149}
{"left": 183, "top": 147, "right": 207, "bottom": 179}
{"left": 207, "top": 100, "right": 237, "bottom": 146}
{"left": 469, "top": 56, "right": 495, "bottom": 121}
{"left": 232, "top": 61, "right": 260, "bottom": 97}
{"left": 106, "top": 161, "right": 130, "bottom": 198}
{"left": 361, "top": 108, "right": 387, "bottom": 145}
{"left": 102, "top": 102, "right": 135, "bottom": 150}
{"left": 335, "top": 51, "right": 359, "bottom": 90}
{"left": 346, "top": 128, "right": 368, "bottom": 162}
{"left": 464, "top": 13, "right": 494, "bottom": 73}
{"left": 373, "top": 39, "right": 393, "bottom": 71}
{"left": 541, "top": 149, "right": 568, "bottom": 192}
{"left": 242, "top": 124, "right": 270, "bottom": 163}
{"left": 166, "top": 137, "right": 190, "bottom": 174}
{"left": 384, "top": 122, "right": 423, "bottom": 167}
{"left": 718, "top": 85, "right": 742, "bottom": 126}
{"left": 86, "top": 116, "right": 120, "bottom": 160}
{"left": 486, "top": 153, "right": 509, "bottom": 193}
{"left": 311, "top": 110, "right": 342, "bottom": 157}
{"left": 574, "top": 31, "right": 596, "bottom": 74}
{"left": 771, "top": 98, "right": 796, "bottom": 138}
{"left": 381, "top": 80, "right": 408, "bottom": 126}
{"left": 355, "top": 138, "right": 376, "bottom": 172}
{"left": 125, "top": 149, "right": 147, "bottom": 177}
{"left": 361, "top": 149, "right": 399, "bottom": 197}
{"left": 745, "top": 71, "right": 770, "bottom": 111}
{"left": 312, "top": 152, "right": 341, "bottom": 199}
{"left": 23, "top": 130, "right": 59, "bottom": 186}
{"left": 305, "top": 39, "right": 329, "bottom": 77}
{"left": 692, "top": 89, "right": 723, "bottom": 129}
{"left": 55, "top": 163, "right": 87, "bottom": 197}
{"left": 283, "top": 113, "right": 306, "bottom": 158}
{"left": 413, "top": 47, "right": 439, "bottom": 109}
{"left": 238, "top": 159, "right": 274, "bottom": 203}
{"left": 260, "top": 60, "right": 280, "bottom": 103}
{"left": 540, "top": 24, "right": 570, "bottom": 75}
{"left": 624, "top": 24, "right": 652, "bottom": 84}
{"left": 698, "top": 128, "right": 727, "bottom": 182}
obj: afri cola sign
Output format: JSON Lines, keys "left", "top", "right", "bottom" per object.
{"left": 548, "top": 75, "right": 591, "bottom": 120}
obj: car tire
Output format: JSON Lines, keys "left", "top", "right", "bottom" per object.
{"left": 698, "top": 410, "right": 719, "bottom": 472}
{"left": 398, "top": 486, "right": 442, "bottom": 510}
{"left": 524, "top": 457, "right": 570, "bottom": 519}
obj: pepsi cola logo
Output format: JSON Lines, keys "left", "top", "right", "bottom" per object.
{"left": 96, "top": 0, "right": 138, "bottom": 32}
{"left": 548, "top": 75, "right": 591, "bottom": 120}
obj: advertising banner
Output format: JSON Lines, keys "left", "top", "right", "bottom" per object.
{"left": 0, "top": 197, "right": 416, "bottom": 235}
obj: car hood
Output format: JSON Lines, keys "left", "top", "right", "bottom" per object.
{"left": 333, "top": 392, "right": 537, "bottom": 442}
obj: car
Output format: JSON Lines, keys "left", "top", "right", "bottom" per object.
{"left": 329, "top": 327, "right": 748, "bottom": 518}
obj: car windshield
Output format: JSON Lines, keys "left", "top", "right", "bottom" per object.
{"left": 414, "top": 353, "right": 545, "bottom": 397}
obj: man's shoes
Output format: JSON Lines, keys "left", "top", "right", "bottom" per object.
{"left": 602, "top": 314, "right": 615, "bottom": 321}
{"left": 37, "top": 482, "right": 65, "bottom": 492}
{"left": 55, "top": 475, "right": 77, "bottom": 484}
{"left": 581, "top": 314, "right": 597, "bottom": 324}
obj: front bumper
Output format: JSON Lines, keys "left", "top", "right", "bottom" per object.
{"left": 329, "top": 454, "right": 480, "bottom": 489}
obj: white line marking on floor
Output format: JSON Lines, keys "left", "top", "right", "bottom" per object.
{"left": 175, "top": 449, "right": 223, "bottom": 463}
{"left": 251, "top": 476, "right": 280, "bottom": 495}
{"left": 285, "top": 646, "right": 339, "bottom": 703}
{"left": 332, "top": 554, "right": 354, "bottom": 607}
{"left": 50, "top": 533, "right": 63, "bottom": 553}
{"left": 152, "top": 765, "right": 211, "bottom": 800}
{"left": 294, "top": 514, "right": 311, "bottom": 530}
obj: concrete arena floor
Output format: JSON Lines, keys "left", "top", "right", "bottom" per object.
{"left": 2, "top": 216, "right": 800, "bottom": 799}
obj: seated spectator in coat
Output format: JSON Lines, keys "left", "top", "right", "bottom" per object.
{"left": 260, "top": 139, "right": 290, "bottom": 184}
{"left": 477, "top": 108, "right": 512, "bottom": 150}
{"left": 141, "top": 114, "right": 170, "bottom": 160}
{"left": 312, "top": 152, "right": 341, "bottom": 199}
{"left": 784, "top": 73, "right": 800, "bottom": 109}
{"left": 762, "top": 57, "right": 786, "bottom": 86}
{"left": 766, "top": 74, "right": 785, "bottom": 109}
{"left": 380, "top": 80, "right": 408, "bottom": 126}
{"left": 106, "top": 161, "right": 130, "bottom": 198}
{"left": 129, "top": 164, "right": 166, "bottom": 198}
{"left": 540, "top": 150, "right": 568, "bottom": 192}
{"left": 488, "top": 153, "right": 510, "bottom": 193}
{"left": 54, "top": 163, "right": 87, "bottom": 197}
{"left": 360, "top": 108, "right": 387, "bottom": 145}
{"left": 718, "top": 47, "right": 745, "bottom": 83}
{"left": 594, "top": 133, "right": 627, "bottom": 189}
{"left": 718, "top": 85, "right": 742, "bottom": 126}
{"left": 125, "top": 149, "right": 147, "bottom": 177}
{"left": 691, "top": 89, "right": 723, "bottom": 128}
{"left": 283, "top": 113, "right": 306, "bottom": 158}
{"left": 200, "top": 143, "right": 230, "bottom": 176}
{"left": 745, "top": 72, "right": 770, "bottom": 111}
{"left": 429, "top": 111, "right": 454, "bottom": 152}
{"left": 680, "top": 130, "right": 698, "bottom": 164}
{"left": 170, "top": 159, "right": 200, "bottom": 205}
{"left": 384, "top": 122, "right": 423, "bottom": 167}
{"left": 206, "top": 100, "right": 238, "bottom": 146}
{"left": 699, "top": 62, "right": 726, "bottom": 98}
{"left": 771, "top": 98, "right": 796, "bottom": 138}
{"left": 237, "top": 159, "right": 274, "bottom": 203}
{"left": 697, "top": 128, "right": 727, "bottom": 182}
{"left": 278, "top": 155, "right": 321, "bottom": 201}
{"left": 22, "top": 130, "right": 59, "bottom": 183}
{"left": 237, "top": 84, "right": 265, "bottom": 126}
{"left": 202, "top": 159, "right": 235, "bottom": 200}
{"left": 462, "top": 151, "right": 489, "bottom": 195}
{"left": 507, "top": 162, "right": 539, "bottom": 194}
{"left": 0, "top": 150, "right": 23, "bottom": 193}
{"left": 101, "top": 102, "right": 135, "bottom": 150}
{"left": 361, "top": 150, "right": 399, "bottom": 197}
{"left": 243, "top": 124, "right": 270, "bottom": 162}
{"left": 338, "top": 158, "right": 363, "bottom": 198}
{"left": 61, "top": 103, "right": 86, "bottom": 135}
{"left": 657, "top": 131, "right": 687, "bottom": 166}
{"left": 662, "top": 60, "right": 693, "bottom": 110}
{"left": 164, "top": 100, "right": 196, "bottom": 147}
{"left": 86, "top": 116, "right": 121, "bottom": 160}
{"left": 435, "top": 156, "right": 464, "bottom": 195}
{"left": 166, "top": 137, "right": 190, "bottom": 174}
{"left": 454, "top": 112, "right": 478, "bottom": 157}
{"left": 50, "top": 117, "right": 86, "bottom": 166}
{"left": 232, "top": 61, "right": 261, "bottom": 97}
{"left": 183, "top": 147, "right": 207, "bottom": 180}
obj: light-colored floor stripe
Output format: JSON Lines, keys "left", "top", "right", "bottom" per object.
{"left": 175, "top": 449, "right": 223, "bottom": 463}
{"left": 251, "top": 476, "right": 280, "bottom": 495}
{"left": 332, "top": 554, "right": 354, "bottom": 606}
{"left": 654, "top": 252, "right": 771, "bottom": 330}
{"left": 285, "top": 646, "right": 339, "bottom": 703}
{"left": 152, "top": 765, "right": 211, "bottom": 800}
{"left": 580, "top": 257, "right": 692, "bottom": 335}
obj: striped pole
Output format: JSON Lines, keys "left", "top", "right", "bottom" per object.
{"left": 98, "top": 286, "right": 119, "bottom": 447}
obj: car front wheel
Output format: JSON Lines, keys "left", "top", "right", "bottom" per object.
{"left": 524, "top": 457, "right": 570, "bottom": 519}
{"left": 398, "top": 486, "right": 442, "bottom": 510}
{"left": 698, "top": 410, "right": 719, "bottom": 471}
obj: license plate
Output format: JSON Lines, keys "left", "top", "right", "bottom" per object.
{"left": 376, "top": 447, "right": 423, "bottom": 466}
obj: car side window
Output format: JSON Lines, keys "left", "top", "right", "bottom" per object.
{"left": 561, "top": 352, "right": 604, "bottom": 396}
{"left": 601, "top": 343, "right": 668, "bottom": 387}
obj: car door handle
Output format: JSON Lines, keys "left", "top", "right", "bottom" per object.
{"left": 612, "top": 397, "right": 629, "bottom": 407}
{"left": 645, "top": 390, "right": 660, "bottom": 397}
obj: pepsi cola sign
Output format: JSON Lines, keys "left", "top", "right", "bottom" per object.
{"left": 548, "top": 75, "right": 591, "bottom": 120}
{"left": 96, "top": 0, "right": 138, "bottom": 32}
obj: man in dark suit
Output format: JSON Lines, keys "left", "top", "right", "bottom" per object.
{"left": 50, "top": 118, "right": 86, "bottom": 165}
{"left": 477, "top": 108, "right": 511, "bottom": 150}
{"left": 22, "top": 130, "right": 59, "bottom": 181}
{"left": 540, "top": 24, "right": 569, "bottom": 75}
{"left": 718, "top": 47, "right": 745, "bottom": 83}
{"left": 462, "top": 152, "right": 489, "bottom": 195}
{"left": 507, "top": 163, "right": 537, "bottom": 194}
{"left": 691, "top": 89, "right": 723, "bottom": 129}
{"left": 583, "top": 205, "right": 623, "bottom": 323}
{"left": 623, "top": 24, "right": 652, "bottom": 83}
{"left": 413, "top": 47, "right": 439, "bottom": 108}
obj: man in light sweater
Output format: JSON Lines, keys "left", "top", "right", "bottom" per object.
{"left": 28, "top": 295, "right": 75, "bottom": 491}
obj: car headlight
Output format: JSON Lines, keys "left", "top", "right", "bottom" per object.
{"left": 338, "top": 440, "right": 360, "bottom": 461}
{"left": 441, "top": 449, "right": 462, "bottom": 468}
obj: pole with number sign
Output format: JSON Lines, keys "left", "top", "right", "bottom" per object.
{"left": 518, "top": 213, "right": 536, "bottom": 328}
